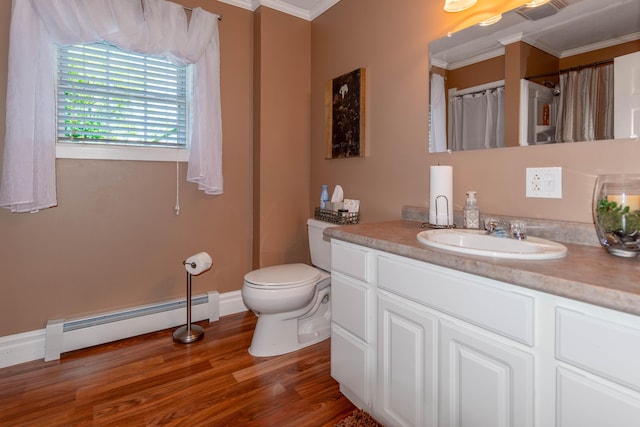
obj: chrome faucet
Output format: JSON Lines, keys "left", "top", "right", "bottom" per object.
{"left": 484, "top": 218, "right": 527, "bottom": 240}
{"left": 484, "top": 219, "right": 510, "bottom": 237}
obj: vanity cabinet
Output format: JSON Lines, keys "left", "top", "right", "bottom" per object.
{"left": 377, "top": 254, "right": 534, "bottom": 427}
{"left": 330, "top": 241, "right": 376, "bottom": 409}
{"left": 330, "top": 239, "right": 640, "bottom": 427}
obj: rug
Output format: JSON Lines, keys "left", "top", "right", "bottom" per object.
{"left": 335, "top": 409, "right": 384, "bottom": 427}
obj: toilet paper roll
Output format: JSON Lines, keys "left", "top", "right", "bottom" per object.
{"left": 184, "top": 252, "right": 212, "bottom": 275}
{"left": 429, "top": 165, "right": 453, "bottom": 226}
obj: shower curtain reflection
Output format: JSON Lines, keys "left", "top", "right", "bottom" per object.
{"left": 450, "top": 87, "right": 505, "bottom": 151}
{"left": 555, "top": 63, "right": 614, "bottom": 143}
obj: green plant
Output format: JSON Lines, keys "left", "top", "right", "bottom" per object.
{"left": 596, "top": 199, "right": 640, "bottom": 232}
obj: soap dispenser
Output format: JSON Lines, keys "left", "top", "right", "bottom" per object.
{"left": 463, "top": 191, "right": 480, "bottom": 229}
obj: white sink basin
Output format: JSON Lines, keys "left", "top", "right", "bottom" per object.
{"left": 416, "top": 229, "right": 568, "bottom": 260}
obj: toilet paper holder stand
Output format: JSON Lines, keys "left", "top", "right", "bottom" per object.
{"left": 173, "top": 260, "right": 205, "bottom": 344}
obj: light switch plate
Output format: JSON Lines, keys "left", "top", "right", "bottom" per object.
{"left": 526, "top": 167, "right": 562, "bottom": 198}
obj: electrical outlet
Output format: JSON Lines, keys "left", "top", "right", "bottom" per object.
{"left": 526, "top": 167, "right": 562, "bottom": 198}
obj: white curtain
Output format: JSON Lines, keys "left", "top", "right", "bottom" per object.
{"left": 430, "top": 73, "right": 447, "bottom": 152}
{"left": 0, "top": 0, "right": 222, "bottom": 213}
{"left": 555, "top": 63, "right": 613, "bottom": 143}
{"left": 450, "top": 87, "right": 504, "bottom": 151}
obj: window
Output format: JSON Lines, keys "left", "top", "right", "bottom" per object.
{"left": 56, "top": 42, "right": 190, "bottom": 161}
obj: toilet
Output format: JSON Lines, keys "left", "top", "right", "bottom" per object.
{"left": 241, "top": 218, "right": 336, "bottom": 357}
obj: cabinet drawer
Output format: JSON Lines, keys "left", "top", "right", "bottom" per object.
{"left": 378, "top": 255, "right": 535, "bottom": 346}
{"left": 331, "top": 242, "right": 373, "bottom": 282}
{"left": 331, "top": 272, "right": 374, "bottom": 342}
{"left": 331, "top": 324, "right": 371, "bottom": 406}
{"left": 556, "top": 307, "right": 640, "bottom": 392}
{"left": 556, "top": 367, "right": 640, "bottom": 427}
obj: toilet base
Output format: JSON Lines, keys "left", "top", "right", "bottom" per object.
{"left": 248, "top": 286, "right": 331, "bottom": 357}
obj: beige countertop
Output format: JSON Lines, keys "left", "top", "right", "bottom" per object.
{"left": 325, "top": 219, "right": 640, "bottom": 317}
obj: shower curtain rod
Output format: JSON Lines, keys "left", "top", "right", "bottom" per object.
{"left": 525, "top": 58, "right": 613, "bottom": 81}
{"left": 452, "top": 85, "right": 503, "bottom": 98}
{"left": 182, "top": 6, "right": 223, "bottom": 20}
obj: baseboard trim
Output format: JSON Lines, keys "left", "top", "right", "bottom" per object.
{"left": 0, "top": 329, "right": 46, "bottom": 369}
{"left": 0, "top": 290, "right": 248, "bottom": 369}
{"left": 220, "top": 290, "right": 248, "bottom": 316}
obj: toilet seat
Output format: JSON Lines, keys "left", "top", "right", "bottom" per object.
{"left": 244, "top": 263, "right": 321, "bottom": 289}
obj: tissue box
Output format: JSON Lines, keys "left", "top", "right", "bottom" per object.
{"left": 343, "top": 199, "right": 360, "bottom": 213}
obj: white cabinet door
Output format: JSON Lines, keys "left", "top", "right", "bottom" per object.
{"left": 614, "top": 50, "right": 640, "bottom": 139}
{"left": 377, "top": 292, "right": 437, "bottom": 427}
{"left": 439, "top": 320, "right": 534, "bottom": 427}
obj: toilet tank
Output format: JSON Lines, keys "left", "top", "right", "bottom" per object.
{"left": 307, "top": 218, "right": 337, "bottom": 271}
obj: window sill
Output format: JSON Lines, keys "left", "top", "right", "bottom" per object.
{"left": 56, "top": 143, "right": 189, "bottom": 162}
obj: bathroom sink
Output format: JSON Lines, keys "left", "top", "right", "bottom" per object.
{"left": 416, "top": 229, "right": 568, "bottom": 260}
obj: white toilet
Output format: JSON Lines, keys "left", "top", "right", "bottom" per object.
{"left": 241, "top": 218, "right": 336, "bottom": 357}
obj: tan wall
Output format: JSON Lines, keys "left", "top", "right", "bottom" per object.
{"left": 504, "top": 42, "right": 522, "bottom": 147}
{"left": 447, "top": 56, "right": 505, "bottom": 92}
{"left": 0, "top": 1, "right": 308, "bottom": 337}
{"left": 253, "top": 8, "right": 311, "bottom": 269}
{"left": 522, "top": 43, "right": 560, "bottom": 78}
{"left": 310, "top": 0, "right": 639, "bottom": 226}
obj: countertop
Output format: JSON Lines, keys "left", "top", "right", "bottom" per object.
{"left": 325, "top": 219, "right": 640, "bottom": 317}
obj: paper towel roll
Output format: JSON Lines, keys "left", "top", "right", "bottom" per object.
{"left": 184, "top": 252, "right": 212, "bottom": 275}
{"left": 429, "top": 165, "right": 453, "bottom": 226}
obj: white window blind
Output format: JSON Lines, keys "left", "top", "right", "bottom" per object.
{"left": 57, "top": 42, "right": 188, "bottom": 149}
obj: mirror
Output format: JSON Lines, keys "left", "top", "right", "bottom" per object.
{"left": 429, "top": 0, "right": 640, "bottom": 152}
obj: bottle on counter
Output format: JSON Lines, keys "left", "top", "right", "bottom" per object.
{"left": 320, "top": 185, "right": 329, "bottom": 209}
{"left": 463, "top": 191, "right": 480, "bottom": 229}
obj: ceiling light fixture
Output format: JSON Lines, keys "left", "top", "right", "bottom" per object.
{"left": 444, "top": 0, "right": 477, "bottom": 13}
{"left": 477, "top": 14, "right": 503, "bottom": 26}
{"left": 524, "top": 0, "right": 551, "bottom": 7}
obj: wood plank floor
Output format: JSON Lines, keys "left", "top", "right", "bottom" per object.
{"left": 0, "top": 311, "right": 357, "bottom": 426}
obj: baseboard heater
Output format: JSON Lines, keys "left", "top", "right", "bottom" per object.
{"left": 44, "top": 291, "right": 220, "bottom": 361}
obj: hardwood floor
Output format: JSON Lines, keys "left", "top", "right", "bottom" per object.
{"left": 0, "top": 311, "right": 357, "bottom": 426}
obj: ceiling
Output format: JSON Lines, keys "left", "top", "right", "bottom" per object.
{"left": 431, "top": 0, "right": 640, "bottom": 69}
{"left": 218, "top": 0, "right": 341, "bottom": 21}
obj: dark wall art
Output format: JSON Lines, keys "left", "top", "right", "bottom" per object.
{"left": 325, "top": 68, "right": 366, "bottom": 159}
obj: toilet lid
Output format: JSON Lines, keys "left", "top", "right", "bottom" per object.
{"left": 244, "top": 263, "right": 321, "bottom": 288}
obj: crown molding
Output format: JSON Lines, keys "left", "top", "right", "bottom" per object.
{"left": 217, "top": 0, "right": 255, "bottom": 11}
{"left": 217, "top": 0, "right": 339, "bottom": 21}
{"left": 308, "top": 0, "right": 341, "bottom": 20}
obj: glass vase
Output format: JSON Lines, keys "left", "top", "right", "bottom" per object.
{"left": 593, "top": 174, "right": 640, "bottom": 257}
